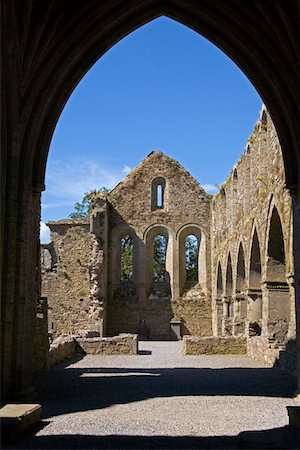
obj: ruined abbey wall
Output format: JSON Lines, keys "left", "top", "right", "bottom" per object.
{"left": 106, "top": 151, "right": 212, "bottom": 338}
{"left": 211, "top": 109, "right": 295, "bottom": 364}
{"left": 41, "top": 219, "right": 91, "bottom": 335}
{"left": 41, "top": 107, "right": 295, "bottom": 369}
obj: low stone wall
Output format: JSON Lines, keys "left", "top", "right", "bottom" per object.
{"left": 77, "top": 333, "right": 138, "bottom": 355}
{"left": 247, "top": 336, "right": 278, "bottom": 365}
{"left": 183, "top": 335, "right": 247, "bottom": 355}
{"left": 48, "top": 336, "right": 78, "bottom": 366}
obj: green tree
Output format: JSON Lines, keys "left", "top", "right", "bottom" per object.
{"left": 69, "top": 187, "right": 109, "bottom": 218}
{"left": 153, "top": 235, "right": 167, "bottom": 281}
{"left": 121, "top": 235, "right": 133, "bottom": 280}
{"left": 185, "top": 235, "right": 198, "bottom": 282}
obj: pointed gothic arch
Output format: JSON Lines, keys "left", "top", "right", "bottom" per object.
{"left": 3, "top": 0, "right": 300, "bottom": 398}
{"left": 266, "top": 206, "right": 286, "bottom": 282}
{"left": 236, "top": 243, "right": 246, "bottom": 293}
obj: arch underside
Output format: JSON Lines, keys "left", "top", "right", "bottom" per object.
{"left": 3, "top": 1, "right": 299, "bottom": 192}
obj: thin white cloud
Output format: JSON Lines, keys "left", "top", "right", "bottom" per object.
{"left": 44, "top": 158, "right": 128, "bottom": 207}
{"left": 40, "top": 222, "right": 51, "bottom": 243}
{"left": 42, "top": 201, "right": 75, "bottom": 210}
{"left": 202, "top": 183, "right": 219, "bottom": 194}
{"left": 122, "top": 165, "right": 132, "bottom": 175}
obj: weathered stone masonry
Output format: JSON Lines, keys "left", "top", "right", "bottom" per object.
{"left": 41, "top": 107, "right": 296, "bottom": 369}
{"left": 42, "top": 152, "right": 213, "bottom": 340}
{"left": 211, "top": 107, "right": 295, "bottom": 366}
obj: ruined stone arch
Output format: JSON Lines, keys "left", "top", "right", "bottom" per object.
{"left": 144, "top": 224, "right": 173, "bottom": 287}
{"left": 266, "top": 203, "right": 286, "bottom": 282}
{"left": 215, "top": 261, "right": 224, "bottom": 335}
{"left": 176, "top": 224, "right": 205, "bottom": 293}
{"left": 225, "top": 252, "right": 233, "bottom": 295}
{"left": 216, "top": 261, "right": 224, "bottom": 299}
{"left": 248, "top": 224, "right": 262, "bottom": 290}
{"left": 247, "top": 224, "right": 263, "bottom": 334}
{"left": 264, "top": 202, "right": 291, "bottom": 343}
{"left": 236, "top": 242, "right": 246, "bottom": 294}
{"left": 110, "top": 225, "right": 138, "bottom": 286}
{"left": 151, "top": 176, "right": 168, "bottom": 211}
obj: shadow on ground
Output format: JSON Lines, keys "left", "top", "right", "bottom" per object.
{"left": 3, "top": 426, "right": 299, "bottom": 449}
{"left": 32, "top": 365, "right": 297, "bottom": 419}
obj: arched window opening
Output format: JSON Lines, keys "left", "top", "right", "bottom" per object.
{"left": 120, "top": 235, "right": 133, "bottom": 281}
{"left": 153, "top": 234, "right": 167, "bottom": 282}
{"left": 185, "top": 235, "right": 199, "bottom": 285}
{"left": 261, "top": 109, "right": 268, "bottom": 126}
{"left": 157, "top": 184, "right": 163, "bottom": 208}
{"left": 41, "top": 244, "right": 56, "bottom": 272}
{"left": 226, "top": 253, "right": 233, "bottom": 298}
{"left": 267, "top": 207, "right": 285, "bottom": 281}
{"left": 248, "top": 228, "right": 262, "bottom": 336}
{"left": 41, "top": 248, "right": 52, "bottom": 271}
{"left": 151, "top": 177, "right": 166, "bottom": 211}
{"left": 217, "top": 263, "right": 223, "bottom": 298}
{"left": 249, "top": 229, "right": 261, "bottom": 290}
{"left": 236, "top": 244, "right": 246, "bottom": 292}
{"left": 233, "top": 168, "right": 238, "bottom": 180}
{"left": 266, "top": 207, "right": 289, "bottom": 343}
{"left": 216, "top": 262, "right": 223, "bottom": 335}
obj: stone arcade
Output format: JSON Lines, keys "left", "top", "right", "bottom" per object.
{"left": 41, "top": 108, "right": 296, "bottom": 370}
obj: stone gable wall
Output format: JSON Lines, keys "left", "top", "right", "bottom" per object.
{"left": 106, "top": 152, "right": 212, "bottom": 338}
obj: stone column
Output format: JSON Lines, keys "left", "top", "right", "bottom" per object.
{"left": 287, "top": 274, "right": 296, "bottom": 339}
{"left": 290, "top": 190, "right": 300, "bottom": 398}
{"left": 89, "top": 195, "right": 108, "bottom": 336}
{"left": 1, "top": 180, "right": 43, "bottom": 398}
{"left": 172, "top": 237, "right": 181, "bottom": 301}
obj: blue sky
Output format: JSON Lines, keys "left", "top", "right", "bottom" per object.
{"left": 41, "top": 16, "right": 262, "bottom": 242}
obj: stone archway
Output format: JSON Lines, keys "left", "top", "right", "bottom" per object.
{"left": 2, "top": 0, "right": 300, "bottom": 398}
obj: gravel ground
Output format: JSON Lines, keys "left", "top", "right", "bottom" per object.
{"left": 6, "top": 341, "right": 299, "bottom": 449}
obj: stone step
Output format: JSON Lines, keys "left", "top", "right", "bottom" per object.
{"left": 0, "top": 404, "right": 41, "bottom": 441}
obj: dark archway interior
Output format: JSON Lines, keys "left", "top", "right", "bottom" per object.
{"left": 237, "top": 244, "right": 246, "bottom": 293}
{"left": 249, "top": 229, "right": 262, "bottom": 290}
{"left": 267, "top": 207, "right": 286, "bottom": 282}
{"left": 226, "top": 254, "right": 233, "bottom": 298}
{"left": 217, "top": 263, "right": 223, "bottom": 299}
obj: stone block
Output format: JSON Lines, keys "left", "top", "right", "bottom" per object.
{"left": 77, "top": 333, "right": 138, "bottom": 355}
{"left": 287, "top": 406, "right": 300, "bottom": 428}
{"left": 183, "top": 335, "right": 247, "bottom": 355}
{"left": 0, "top": 404, "right": 41, "bottom": 440}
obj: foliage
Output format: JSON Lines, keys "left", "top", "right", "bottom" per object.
{"left": 69, "top": 187, "right": 109, "bottom": 218}
{"left": 121, "top": 235, "right": 133, "bottom": 280}
{"left": 153, "top": 235, "right": 167, "bottom": 282}
{"left": 185, "top": 235, "right": 198, "bottom": 282}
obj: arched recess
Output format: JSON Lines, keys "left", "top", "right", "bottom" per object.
{"left": 265, "top": 206, "right": 290, "bottom": 342}
{"left": 248, "top": 227, "right": 262, "bottom": 336}
{"left": 236, "top": 243, "right": 246, "bottom": 293}
{"left": 223, "top": 253, "right": 233, "bottom": 335}
{"left": 225, "top": 253, "right": 233, "bottom": 300}
{"left": 110, "top": 225, "right": 138, "bottom": 288}
{"left": 177, "top": 225, "right": 205, "bottom": 294}
{"left": 216, "top": 262, "right": 223, "bottom": 336}
{"left": 3, "top": 1, "right": 300, "bottom": 396}
{"left": 266, "top": 206, "right": 286, "bottom": 282}
{"left": 249, "top": 228, "right": 262, "bottom": 290}
{"left": 144, "top": 225, "right": 173, "bottom": 290}
{"left": 235, "top": 243, "right": 247, "bottom": 334}
{"left": 151, "top": 177, "right": 167, "bottom": 211}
